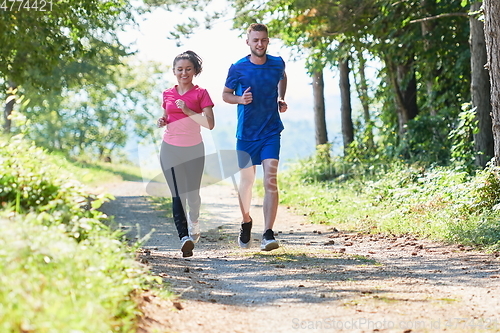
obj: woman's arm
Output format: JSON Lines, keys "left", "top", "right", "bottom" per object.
{"left": 176, "top": 99, "right": 215, "bottom": 130}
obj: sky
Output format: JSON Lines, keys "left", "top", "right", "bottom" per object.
{"left": 119, "top": 3, "right": 345, "bottom": 177}
{"left": 121, "top": 4, "right": 343, "bottom": 118}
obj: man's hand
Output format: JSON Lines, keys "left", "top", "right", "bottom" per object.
{"left": 278, "top": 99, "right": 288, "bottom": 113}
{"left": 240, "top": 87, "right": 253, "bottom": 105}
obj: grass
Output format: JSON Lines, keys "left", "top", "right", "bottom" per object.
{"left": 0, "top": 136, "right": 173, "bottom": 332}
{"left": 270, "top": 153, "right": 500, "bottom": 252}
{"left": 251, "top": 250, "right": 309, "bottom": 264}
{"left": 148, "top": 196, "right": 173, "bottom": 216}
{"left": 49, "top": 153, "right": 151, "bottom": 185}
{"left": 0, "top": 217, "right": 150, "bottom": 332}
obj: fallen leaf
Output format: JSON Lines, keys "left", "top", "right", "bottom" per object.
{"left": 172, "top": 301, "right": 183, "bottom": 310}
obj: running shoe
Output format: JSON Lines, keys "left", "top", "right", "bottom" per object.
{"left": 238, "top": 219, "right": 253, "bottom": 248}
{"left": 261, "top": 229, "right": 279, "bottom": 251}
{"left": 180, "top": 235, "right": 195, "bottom": 257}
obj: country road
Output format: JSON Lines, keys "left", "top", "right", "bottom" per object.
{"left": 99, "top": 180, "right": 500, "bottom": 333}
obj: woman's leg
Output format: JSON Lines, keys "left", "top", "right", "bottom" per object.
{"left": 184, "top": 142, "right": 205, "bottom": 222}
{"left": 159, "top": 142, "right": 188, "bottom": 240}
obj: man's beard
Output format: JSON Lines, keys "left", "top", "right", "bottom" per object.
{"left": 251, "top": 48, "right": 266, "bottom": 57}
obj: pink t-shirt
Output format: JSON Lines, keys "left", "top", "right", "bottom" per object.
{"left": 162, "top": 85, "right": 214, "bottom": 147}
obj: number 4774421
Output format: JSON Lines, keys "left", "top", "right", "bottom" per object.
{"left": 0, "top": 0, "right": 53, "bottom": 11}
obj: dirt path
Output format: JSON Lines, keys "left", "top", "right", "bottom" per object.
{"left": 99, "top": 181, "right": 500, "bottom": 333}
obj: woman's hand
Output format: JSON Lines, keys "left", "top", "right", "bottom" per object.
{"left": 176, "top": 99, "right": 190, "bottom": 115}
{"left": 157, "top": 117, "right": 166, "bottom": 128}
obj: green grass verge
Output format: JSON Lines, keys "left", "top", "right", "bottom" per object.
{"left": 0, "top": 135, "right": 173, "bottom": 332}
{"left": 0, "top": 216, "right": 161, "bottom": 332}
{"left": 273, "top": 153, "right": 500, "bottom": 252}
{"left": 46, "top": 153, "right": 151, "bottom": 186}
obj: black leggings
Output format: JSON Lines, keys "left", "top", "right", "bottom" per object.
{"left": 160, "top": 141, "right": 205, "bottom": 240}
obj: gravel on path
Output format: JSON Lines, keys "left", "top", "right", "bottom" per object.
{"left": 99, "top": 180, "right": 500, "bottom": 333}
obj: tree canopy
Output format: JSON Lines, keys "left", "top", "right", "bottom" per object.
{"left": 0, "top": 0, "right": 135, "bottom": 90}
{"left": 159, "top": 0, "right": 479, "bottom": 167}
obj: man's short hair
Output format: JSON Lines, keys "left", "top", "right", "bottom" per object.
{"left": 247, "top": 23, "right": 268, "bottom": 35}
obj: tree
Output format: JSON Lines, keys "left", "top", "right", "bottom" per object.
{"left": 0, "top": 0, "right": 135, "bottom": 133}
{"left": 483, "top": 0, "right": 500, "bottom": 165}
{"left": 352, "top": 47, "right": 375, "bottom": 150}
{"left": 312, "top": 70, "right": 328, "bottom": 146}
{"left": 339, "top": 56, "right": 354, "bottom": 153}
{"left": 470, "top": 1, "right": 493, "bottom": 167}
{"left": 18, "top": 59, "right": 169, "bottom": 159}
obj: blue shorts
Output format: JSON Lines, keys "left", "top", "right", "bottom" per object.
{"left": 236, "top": 134, "right": 281, "bottom": 169}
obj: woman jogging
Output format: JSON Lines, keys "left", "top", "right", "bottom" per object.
{"left": 157, "top": 50, "right": 215, "bottom": 257}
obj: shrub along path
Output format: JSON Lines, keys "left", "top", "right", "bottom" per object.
{"left": 99, "top": 180, "right": 500, "bottom": 333}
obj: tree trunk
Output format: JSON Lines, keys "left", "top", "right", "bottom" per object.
{"left": 483, "top": 0, "right": 500, "bottom": 166}
{"left": 470, "top": 1, "right": 493, "bottom": 167}
{"left": 353, "top": 47, "right": 374, "bottom": 150}
{"left": 312, "top": 69, "right": 328, "bottom": 146}
{"left": 387, "top": 57, "right": 419, "bottom": 136}
{"left": 339, "top": 57, "right": 354, "bottom": 154}
{"left": 421, "top": 0, "right": 437, "bottom": 116}
{"left": 3, "top": 81, "right": 17, "bottom": 133}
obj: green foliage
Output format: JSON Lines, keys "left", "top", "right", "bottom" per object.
{"left": 373, "top": 101, "right": 476, "bottom": 168}
{"left": 399, "top": 113, "right": 453, "bottom": 164}
{"left": 0, "top": 135, "right": 111, "bottom": 242}
{"left": 449, "top": 103, "right": 478, "bottom": 170}
{"left": 279, "top": 156, "right": 500, "bottom": 251}
{"left": 17, "top": 58, "right": 169, "bottom": 159}
{"left": 0, "top": 216, "right": 150, "bottom": 333}
{"left": 282, "top": 144, "right": 336, "bottom": 184}
{"left": 465, "top": 164, "right": 500, "bottom": 214}
{"left": 0, "top": 135, "right": 171, "bottom": 331}
{"left": 0, "top": 0, "right": 137, "bottom": 90}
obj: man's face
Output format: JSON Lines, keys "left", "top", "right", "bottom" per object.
{"left": 246, "top": 30, "right": 269, "bottom": 58}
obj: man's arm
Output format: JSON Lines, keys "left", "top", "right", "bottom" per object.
{"left": 278, "top": 71, "right": 287, "bottom": 101}
{"left": 278, "top": 71, "right": 288, "bottom": 113}
{"left": 223, "top": 86, "right": 253, "bottom": 105}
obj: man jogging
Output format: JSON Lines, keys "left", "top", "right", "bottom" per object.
{"left": 222, "top": 23, "right": 288, "bottom": 251}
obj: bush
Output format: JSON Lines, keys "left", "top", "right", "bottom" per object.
{"left": 0, "top": 135, "right": 112, "bottom": 242}
{"left": 0, "top": 135, "right": 168, "bottom": 332}
{"left": 279, "top": 152, "right": 500, "bottom": 250}
{"left": 0, "top": 216, "right": 155, "bottom": 333}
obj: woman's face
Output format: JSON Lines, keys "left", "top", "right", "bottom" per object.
{"left": 173, "top": 59, "right": 195, "bottom": 84}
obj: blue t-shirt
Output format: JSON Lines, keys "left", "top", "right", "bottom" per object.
{"left": 224, "top": 54, "right": 285, "bottom": 141}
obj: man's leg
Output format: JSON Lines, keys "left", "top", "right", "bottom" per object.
{"left": 262, "top": 158, "right": 279, "bottom": 231}
{"left": 260, "top": 158, "right": 280, "bottom": 251}
{"left": 236, "top": 165, "right": 256, "bottom": 248}
{"left": 238, "top": 165, "right": 256, "bottom": 223}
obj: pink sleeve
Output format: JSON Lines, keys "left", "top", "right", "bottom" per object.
{"left": 199, "top": 89, "right": 214, "bottom": 109}
{"left": 162, "top": 90, "right": 167, "bottom": 110}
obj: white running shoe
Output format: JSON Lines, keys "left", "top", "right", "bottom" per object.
{"left": 180, "top": 236, "right": 194, "bottom": 257}
{"left": 187, "top": 215, "right": 200, "bottom": 243}
{"left": 261, "top": 229, "right": 279, "bottom": 251}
